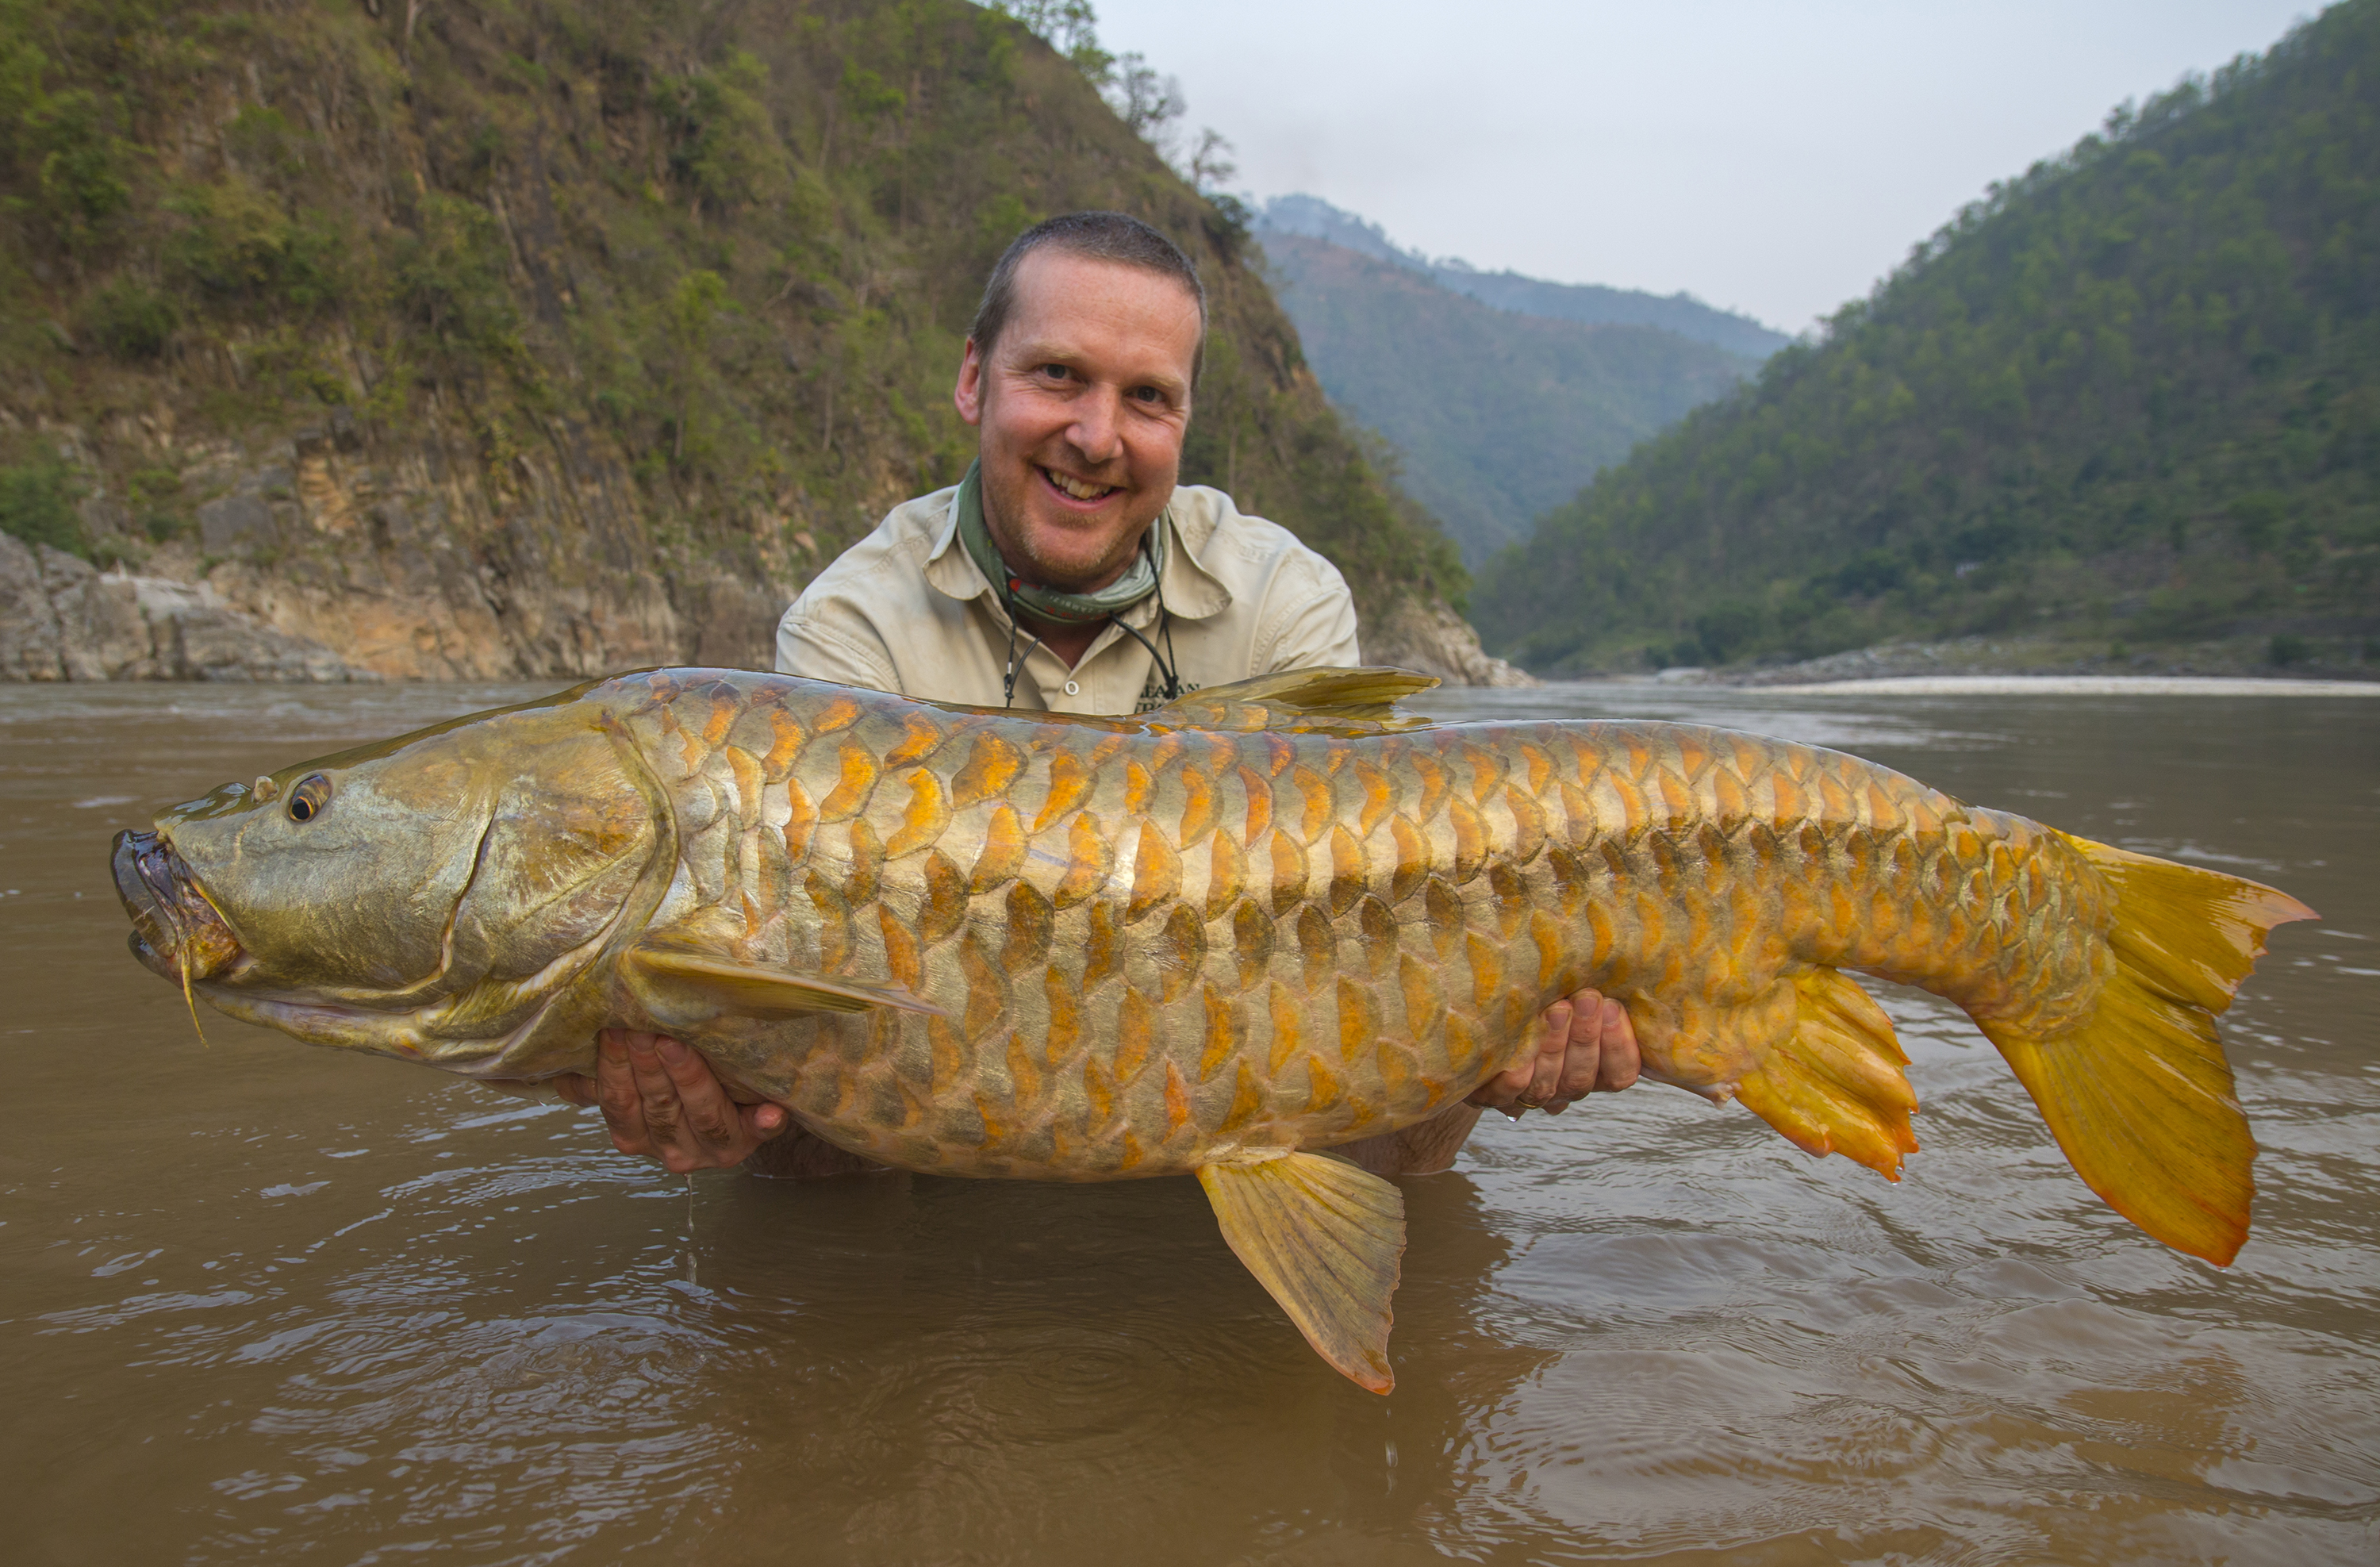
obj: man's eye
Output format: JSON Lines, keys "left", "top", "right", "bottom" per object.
{"left": 1039, "top": 363, "right": 1072, "bottom": 381}
{"left": 1129, "top": 386, "right": 1165, "bottom": 405}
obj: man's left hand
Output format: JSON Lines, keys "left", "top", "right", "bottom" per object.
{"left": 552, "top": 1028, "right": 790, "bottom": 1173}
{"left": 1467, "top": 988, "right": 1641, "bottom": 1116}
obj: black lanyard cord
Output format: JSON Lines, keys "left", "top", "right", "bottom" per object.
{"left": 1119, "top": 555, "right": 1184, "bottom": 703}
{"left": 998, "top": 584, "right": 1049, "bottom": 709}
{"left": 1112, "top": 595, "right": 1183, "bottom": 703}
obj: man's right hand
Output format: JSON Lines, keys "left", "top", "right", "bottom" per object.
{"left": 553, "top": 1028, "right": 790, "bottom": 1173}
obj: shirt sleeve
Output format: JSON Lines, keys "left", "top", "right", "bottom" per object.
{"left": 1254, "top": 556, "right": 1364, "bottom": 672}
{"left": 774, "top": 608, "right": 902, "bottom": 693}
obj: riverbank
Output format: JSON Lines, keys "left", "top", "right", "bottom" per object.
{"left": 1763, "top": 674, "right": 2380, "bottom": 696}
{"left": 1647, "top": 632, "right": 2379, "bottom": 690}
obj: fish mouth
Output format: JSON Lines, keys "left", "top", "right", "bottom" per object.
{"left": 112, "top": 829, "right": 244, "bottom": 984}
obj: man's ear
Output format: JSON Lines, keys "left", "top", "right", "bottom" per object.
{"left": 954, "top": 338, "right": 985, "bottom": 426}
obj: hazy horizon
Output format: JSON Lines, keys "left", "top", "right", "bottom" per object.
{"left": 1091, "top": 0, "right": 2317, "bottom": 332}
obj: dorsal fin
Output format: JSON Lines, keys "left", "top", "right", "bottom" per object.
{"left": 1146, "top": 666, "right": 1441, "bottom": 736}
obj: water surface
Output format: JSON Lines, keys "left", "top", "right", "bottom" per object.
{"left": 3, "top": 680, "right": 2374, "bottom": 1564}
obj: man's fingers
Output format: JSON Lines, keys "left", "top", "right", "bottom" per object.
{"left": 626, "top": 1036, "right": 687, "bottom": 1143}
{"left": 552, "top": 1073, "right": 596, "bottom": 1109}
{"left": 1526, "top": 999, "right": 1568, "bottom": 1106}
{"left": 742, "top": 1101, "right": 790, "bottom": 1143}
{"left": 1554, "top": 989, "right": 1604, "bottom": 1103}
{"left": 654, "top": 1037, "right": 743, "bottom": 1148}
{"left": 1595, "top": 997, "right": 1641, "bottom": 1091}
{"left": 593, "top": 1033, "right": 653, "bottom": 1151}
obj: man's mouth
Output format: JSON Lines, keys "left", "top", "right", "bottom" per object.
{"left": 1040, "top": 466, "right": 1119, "bottom": 503}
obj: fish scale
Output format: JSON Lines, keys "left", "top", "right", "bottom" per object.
{"left": 114, "top": 666, "right": 2313, "bottom": 1392}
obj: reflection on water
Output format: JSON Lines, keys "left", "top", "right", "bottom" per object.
{"left": 2, "top": 680, "right": 2375, "bottom": 1563}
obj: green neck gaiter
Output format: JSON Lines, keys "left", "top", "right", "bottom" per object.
{"left": 954, "top": 459, "right": 1165, "bottom": 627}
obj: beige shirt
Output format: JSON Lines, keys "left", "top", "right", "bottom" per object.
{"left": 774, "top": 482, "right": 1361, "bottom": 714}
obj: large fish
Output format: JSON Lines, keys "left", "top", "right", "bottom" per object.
{"left": 112, "top": 668, "right": 2311, "bottom": 1390}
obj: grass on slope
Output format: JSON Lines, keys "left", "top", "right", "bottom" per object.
{"left": 0, "top": 0, "right": 1463, "bottom": 624}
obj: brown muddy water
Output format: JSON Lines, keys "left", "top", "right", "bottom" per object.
{"left": 2, "top": 680, "right": 2374, "bottom": 1565}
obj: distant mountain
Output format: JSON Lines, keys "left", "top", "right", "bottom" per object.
{"left": 1476, "top": 0, "right": 2379, "bottom": 675}
{"left": 1257, "top": 218, "right": 1760, "bottom": 563}
{"left": 1260, "top": 195, "right": 1791, "bottom": 361}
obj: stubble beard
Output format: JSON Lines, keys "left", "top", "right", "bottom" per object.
{"left": 979, "top": 458, "right": 1157, "bottom": 594}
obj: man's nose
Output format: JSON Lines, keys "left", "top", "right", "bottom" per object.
{"left": 1066, "top": 388, "right": 1124, "bottom": 464}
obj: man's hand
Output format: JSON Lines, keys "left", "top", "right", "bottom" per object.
{"left": 554, "top": 1028, "right": 789, "bottom": 1173}
{"left": 1467, "top": 987, "right": 1641, "bottom": 1116}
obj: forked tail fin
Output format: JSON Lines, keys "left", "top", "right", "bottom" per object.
{"left": 1979, "top": 835, "right": 2316, "bottom": 1266}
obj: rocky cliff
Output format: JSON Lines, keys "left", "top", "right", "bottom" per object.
{"left": 2, "top": 0, "right": 1497, "bottom": 685}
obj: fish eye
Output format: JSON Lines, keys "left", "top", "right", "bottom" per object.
{"left": 287, "top": 774, "right": 332, "bottom": 824}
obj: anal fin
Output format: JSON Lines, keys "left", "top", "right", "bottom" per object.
{"left": 1733, "top": 967, "right": 1921, "bottom": 1180}
{"left": 1197, "top": 1152, "right": 1407, "bottom": 1393}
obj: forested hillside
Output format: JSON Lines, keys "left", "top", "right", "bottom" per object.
{"left": 1261, "top": 230, "right": 1756, "bottom": 563}
{"left": 1478, "top": 0, "right": 2379, "bottom": 675}
{"left": 1260, "top": 195, "right": 1788, "bottom": 360}
{"left": 0, "top": 0, "right": 1465, "bottom": 679}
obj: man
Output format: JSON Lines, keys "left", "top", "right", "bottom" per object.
{"left": 560, "top": 212, "right": 1639, "bottom": 1176}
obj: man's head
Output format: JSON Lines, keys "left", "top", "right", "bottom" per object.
{"left": 955, "top": 212, "right": 1205, "bottom": 596}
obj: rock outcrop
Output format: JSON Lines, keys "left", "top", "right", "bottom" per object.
{"left": 4, "top": 416, "right": 1513, "bottom": 686}
{"left": 0, "top": 528, "right": 365, "bottom": 681}
{"left": 1361, "top": 597, "right": 1537, "bottom": 688}
{"left": 2, "top": 409, "right": 804, "bottom": 682}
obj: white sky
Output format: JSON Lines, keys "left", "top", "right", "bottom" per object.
{"left": 1089, "top": 0, "right": 2318, "bottom": 332}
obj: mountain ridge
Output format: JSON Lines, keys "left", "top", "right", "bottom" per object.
{"left": 1475, "top": 0, "right": 2379, "bottom": 675}
{"left": 1257, "top": 194, "right": 1791, "bottom": 362}
{"left": 1257, "top": 229, "right": 1756, "bottom": 563}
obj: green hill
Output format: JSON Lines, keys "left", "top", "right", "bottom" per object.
{"left": 1477, "top": 0, "right": 2380, "bottom": 675}
{"left": 1260, "top": 229, "right": 1759, "bottom": 563}
{"left": 0, "top": 0, "right": 1462, "bottom": 678}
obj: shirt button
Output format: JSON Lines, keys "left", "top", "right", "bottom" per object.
{"left": 1062, "top": 680, "right": 1080, "bottom": 697}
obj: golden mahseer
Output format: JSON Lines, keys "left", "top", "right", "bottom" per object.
{"left": 112, "top": 668, "right": 2312, "bottom": 1391}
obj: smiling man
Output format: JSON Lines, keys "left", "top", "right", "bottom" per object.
{"left": 777, "top": 212, "right": 1350, "bottom": 716}
{"left": 563, "top": 212, "right": 1638, "bottom": 1177}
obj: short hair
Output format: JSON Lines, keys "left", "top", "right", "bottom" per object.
{"left": 969, "top": 210, "right": 1207, "bottom": 382}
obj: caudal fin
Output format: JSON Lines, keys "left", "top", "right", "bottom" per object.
{"left": 1979, "top": 835, "right": 2315, "bottom": 1267}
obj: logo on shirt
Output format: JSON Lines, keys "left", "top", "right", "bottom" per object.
{"left": 1134, "top": 676, "right": 1200, "bottom": 713}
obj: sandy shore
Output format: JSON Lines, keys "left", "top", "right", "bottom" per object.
{"left": 1760, "top": 674, "right": 2380, "bottom": 697}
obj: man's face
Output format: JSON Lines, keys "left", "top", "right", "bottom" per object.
{"left": 954, "top": 249, "right": 1200, "bottom": 594}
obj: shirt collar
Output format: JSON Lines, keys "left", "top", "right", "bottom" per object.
{"left": 922, "top": 482, "right": 1232, "bottom": 620}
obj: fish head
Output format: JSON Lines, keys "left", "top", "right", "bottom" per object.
{"left": 112, "top": 696, "right": 670, "bottom": 1071}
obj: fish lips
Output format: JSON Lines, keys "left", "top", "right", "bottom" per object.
{"left": 112, "top": 829, "right": 243, "bottom": 983}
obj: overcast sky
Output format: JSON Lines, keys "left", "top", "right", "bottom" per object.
{"left": 1088, "top": 1, "right": 2318, "bottom": 332}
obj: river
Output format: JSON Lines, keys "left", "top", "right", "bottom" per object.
{"left": 2, "top": 679, "right": 2373, "bottom": 1564}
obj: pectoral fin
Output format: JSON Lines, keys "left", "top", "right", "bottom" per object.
{"left": 624, "top": 943, "right": 947, "bottom": 1029}
{"left": 1197, "top": 1152, "right": 1407, "bottom": 1393}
